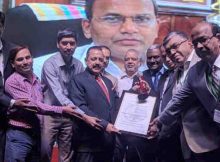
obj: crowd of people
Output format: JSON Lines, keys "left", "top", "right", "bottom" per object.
{"left": 0, "top": 0, "right": 220, "bottom": 162}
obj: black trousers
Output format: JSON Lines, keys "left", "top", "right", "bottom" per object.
{"left": 73, "top": 151, "right": 113, "bottom": 162}
{"left": 157, "top": 135, "right": 184, "bottom": 162}
{"left": 192, "top": 148, "right": 220, "bottom": 162}
{"left": 0, "top": 129, "right": 5, "bottom": 162}
{"left": 114, "top": 134, "right": 157, "bottom": 162}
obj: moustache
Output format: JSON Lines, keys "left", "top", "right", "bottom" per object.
{"left": 64, "top": 49, "right": 74, "bottom": 53}
{"left": 92, "top": 64, "right": 102, "bottom": 69}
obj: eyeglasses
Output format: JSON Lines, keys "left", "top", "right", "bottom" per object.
{"left": 192, "top": 35, "right": 215, "bottom": 47}
{"left": 93, "top": 14, "right": 156, "bottom": 27}
{"left": 60, "top": 41, "right": 76, "bottom": 46}
{"left": 165, "top": 39, "right": 188, "bottom": 55}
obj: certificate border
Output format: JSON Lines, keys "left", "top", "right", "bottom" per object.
{"left": 114, "top": 90, "right": 157, "bottom": 138}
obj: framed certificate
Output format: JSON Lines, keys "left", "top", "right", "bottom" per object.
{"left": 114, "top": 91, "right": 157, "bottom": 138}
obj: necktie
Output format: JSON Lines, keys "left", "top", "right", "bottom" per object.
{"left": 96, "top": 76, "right": 110, "bottom": 103}
{"left": 212, "top": 65, "right": 220, "bottom": 99}
{"left": 207, "top": 65, "right": 220, "bottom": 100}
{"left": 176, "top": 66, "right": 184, "bottom": 84}
{"left": 153, "top": 72, "right": 161, "bottom": 91}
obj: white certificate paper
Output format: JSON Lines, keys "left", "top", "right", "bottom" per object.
{"left": 114, "top": 92, "right": 156, "bottom": 136}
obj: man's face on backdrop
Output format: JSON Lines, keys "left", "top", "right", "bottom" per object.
{"left": 82, "top": 0, "right": 158, "bottom": 64}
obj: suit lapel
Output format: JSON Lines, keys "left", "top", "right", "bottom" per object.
{"left": 193, "top": 62, "right": 218, "bottom": 116}
{"left": 143, "top": 70, "right": 154, "bottom": 89}
{"left": 86, "top": 71, "right": 111, "bottom": 106}
{"left": 163, "top": 71, "right": 176, "bottom": 95}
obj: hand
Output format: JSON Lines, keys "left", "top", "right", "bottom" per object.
{"left": 139, "top": 80, "right": 151, "bottom": 94}
{"left": 106, "top": 123, "right": 120, "bottom": 134}
{"left": 132, "top": 81, "right": 151, "bottom": 94}
{"left": 82, "top": 114, "right": 103, "bottom": 130}
{"left": 147, "top": 117, "right": 161, "bottom": 139}
{"left": 132, "top": 83, "right": 140, "bottom": 92}
{"left": 62, "top": 106, "right": 83, "bottom": 119}
{"left": 14, "top": 98, "right": 30, "bottom": 107}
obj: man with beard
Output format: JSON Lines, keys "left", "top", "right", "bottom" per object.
{"left": 41, "top": 29, "right": 87, "bottom": 162}
{"left": 69, "top": 46, "right": 119, "bottom": 162}
{"left": 149, "top": 22, "right": 220, "bottom": 162}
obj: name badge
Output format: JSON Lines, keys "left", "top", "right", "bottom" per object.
{"left": 214, "top": 109, "right": 220, "bottom": 123}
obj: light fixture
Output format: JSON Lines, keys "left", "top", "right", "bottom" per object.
{"left": 206, "top": 0, "right": 220, "bottom": 26}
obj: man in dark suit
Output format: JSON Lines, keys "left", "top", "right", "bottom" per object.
{"left": 0, "top": 11, "right": 30, "bottom": 162}
{"left": 149, "top": 22, "right": 220, "bottom": 162}
{"left": 137, "top": 44, "right": 166, "bottom": 95}
{"left": 69, "top": 46, "right": 119, "bottom": 162}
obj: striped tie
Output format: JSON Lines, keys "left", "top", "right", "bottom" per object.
{"left": 212, "top": 65, "right": 220, "bottom": 100}
{"left": 207, "top": 65, "right": 220, "bottom": 100}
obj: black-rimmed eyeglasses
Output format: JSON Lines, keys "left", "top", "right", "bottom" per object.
{"left": 165, "top": 39, "right": 188, "bottom": 55}
{"left": 192, "top": 35, "right": 215, "bottom": 47}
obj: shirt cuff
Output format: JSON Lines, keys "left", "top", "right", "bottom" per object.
{"left": 53, "top": 106, "right": 63, "bottom": 114}
{"left": 9, "top": 99, "right": 16, "bottom": 108}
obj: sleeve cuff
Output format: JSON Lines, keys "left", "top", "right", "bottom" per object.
{"left": 9, "top": 99, "right": 16, "bottom": 108}
{"left": 53, "top": 106, "right": 63, "bottom": 114}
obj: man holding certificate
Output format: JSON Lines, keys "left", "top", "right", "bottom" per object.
{"left": 69, "top": 46, "right": 119, "bottom": 162}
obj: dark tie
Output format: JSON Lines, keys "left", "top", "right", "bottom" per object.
{"left": 176, "top": 66, "right": 184, "bottom": 84}
{"left": 207, "top": 65, "right": 220, "bottom": 100}
{"left": 96, "top": 76, "right": 110, "bottom": 103}
{"left": 153, "top": 72, "right": 160, "bottom": 91}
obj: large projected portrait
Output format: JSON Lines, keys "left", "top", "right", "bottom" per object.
{"left": 3, "top": 0, "right": 159, "bottom": 78}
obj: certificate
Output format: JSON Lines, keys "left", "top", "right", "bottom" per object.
{"left": 114, "top": 91, "right": 156, "bottom": 137}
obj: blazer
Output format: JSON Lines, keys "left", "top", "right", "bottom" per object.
{"left": 69, "top": 68, "right": 118, "bottom": 151}
{"left": 159, "top": 60, "right": 220, "bottom": 154}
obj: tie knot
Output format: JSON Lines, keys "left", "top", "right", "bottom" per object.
{"left": 95, "top": 75, "right": 101, "bottom": 80}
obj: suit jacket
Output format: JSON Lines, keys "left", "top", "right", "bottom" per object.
{"left": 0, "top": 40, "right": 16, "bottom": 129}
{"left": 159, "top": 60, "right": 220, "bottom": 154}
{"left": 69, "top": 68, "right": 118, "bottom": 152}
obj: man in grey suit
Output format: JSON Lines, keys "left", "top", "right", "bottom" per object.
{"left": 156, "top": 31, "right": 200, "bottom": 162}
{"left": 149, "top": 22, "right": 220, "bottom": 162}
